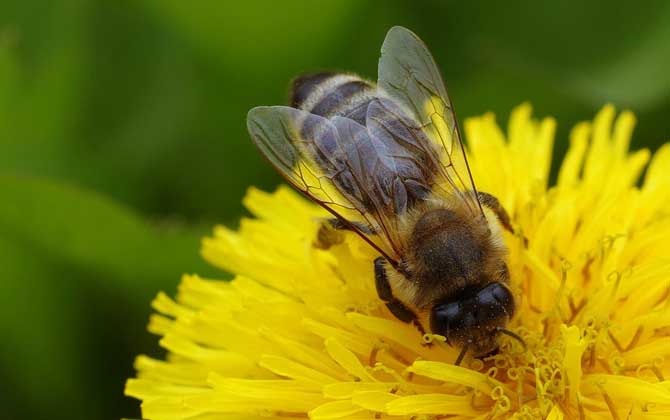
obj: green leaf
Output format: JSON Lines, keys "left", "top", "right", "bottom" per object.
{"left": 0, "top": 30, "right": 19, "bottom": 133}
{"left": 0, "top": 173, "right": 216, "bottom": 295}
{"left": 564, "top": 6, "right": 670, "bottom": 110}
{"left": 140, "top": 0, "right": 358, "bottom": 74}
{"left": 0, "top": 174, "right": 219, "bottom": 418}
{"left": 0, "top": 236, "right": 92, "bottom": 416}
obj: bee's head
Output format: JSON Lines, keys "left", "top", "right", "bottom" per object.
{"left": 429, "top": 282, "right": 515, "bottom": 357}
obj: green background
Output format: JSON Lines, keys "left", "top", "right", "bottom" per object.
{"left": 1, "top": 1, "right": 668, "bottom": 419}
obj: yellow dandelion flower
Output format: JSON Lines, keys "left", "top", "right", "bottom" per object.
{"left": 125, "top": 104, "right": 670, "bottom": 419}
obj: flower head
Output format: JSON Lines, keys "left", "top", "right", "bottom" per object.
{"left": 126, "top": 104, "right": 670, "bottom": 419}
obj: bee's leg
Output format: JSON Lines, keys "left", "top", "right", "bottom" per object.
{"left": 374, "top": 257, "right": 427, "bottom": 337}
{"left": 475, "top": 191, "right": 513, "bottom": 234}
{"left": 314, "top": 218, "right": 375, "bottom": 249}
{"left": 454, "top": 341, "right": 470, "bottom": 366}
{"left": 476, "top": 191, "right": 529, "bottom": 247}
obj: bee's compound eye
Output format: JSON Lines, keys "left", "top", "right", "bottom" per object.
{"left": 430, "top": 300, "right": 470, "bottom": 343}
{"left": 429, "top": 282, "right": 515, "bottom": 345}
{"left": 476, "top": 282, "right": 515, "bottom": 320}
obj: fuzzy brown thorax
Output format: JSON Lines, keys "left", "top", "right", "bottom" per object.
{"left": 400, "top": 201, "right": 508, "bottom": 309}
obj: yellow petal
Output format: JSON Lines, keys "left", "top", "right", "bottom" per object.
{"left": 309, "top": 400, "right": 365, "bottom": 420}
{"left": 385, "top": 394, "right": 478, "bottom": 416}
{"left": 407, "top": 361, "right": 500, "bottom": 393}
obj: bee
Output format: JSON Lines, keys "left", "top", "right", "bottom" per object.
{"left": 247, "top": 26, "right": 523, "bottom": 362}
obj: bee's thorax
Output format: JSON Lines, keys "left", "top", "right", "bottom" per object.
{"left": 399, "top": 204, "right": 507, "bottom": 309}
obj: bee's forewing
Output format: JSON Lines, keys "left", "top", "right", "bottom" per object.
{"left": 378, "top": 26, "right": 483, "bottom": 216}
{"left": 247, "top": 106, "right": 401, "bottom": 262}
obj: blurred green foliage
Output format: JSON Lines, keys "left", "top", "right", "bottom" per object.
{"left": 0, "top": 1, "right": 668, "bottom": 419}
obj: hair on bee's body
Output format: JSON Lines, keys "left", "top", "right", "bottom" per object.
{"left": 291, "top": 71, "right": 439, "bottom": 215}
{"left": 291, "top": 72, "right": 376, "bottom": 124}
{"left": 292, "top": 73, "right": 510, "bottom": 313}
{"left": 386, "top": 195, "right": 509, "bottom": 310}
{"left": 247, "top": 26, "right": 520, "bottom": 361}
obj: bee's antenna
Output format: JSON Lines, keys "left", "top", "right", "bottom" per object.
{"left": 454, "top": 342, "right": 470, "bottom": 366}
{"left": 497, "top": 327, "right": 527, "bottom": 350}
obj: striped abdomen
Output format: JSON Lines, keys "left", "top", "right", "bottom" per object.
{"left": 291, "top": 72, "right": 436, "bottom": 214}
{"left": 291, "top": 72, "right": 376, "bottom": 125}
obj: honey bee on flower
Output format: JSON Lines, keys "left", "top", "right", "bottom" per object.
{"left": 248, "top": 26, "right": 524, "bottom": 361}
{"left": 127, "top": 26, "right": 670, "bottom": 420}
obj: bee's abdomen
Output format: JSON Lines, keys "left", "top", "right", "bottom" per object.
{"left": 291, "top": 72, "right": 375, "bottom": 124}
{"left": 290, "top": 72, "right": 336, "bottom": 109}
{"left": 291, "top": 72, "right": 435, "bottom": 214}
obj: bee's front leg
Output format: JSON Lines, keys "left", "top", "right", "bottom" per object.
{"left": 314, "top": 218, "right": 375, "bottom": 249}
{"left": 374, "top": 257, "right": 428, "bottom": 340}
{"left": 474, "top": 191, "right": 528, "bottom": 247}
{"left": 474, "top": 191, "right": 513, "bottom": 233}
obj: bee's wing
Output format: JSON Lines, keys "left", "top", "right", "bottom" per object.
{"left": 378, "top": 26, "right": 483, "bottom": 216}
{"left": 247, "top": 106, "right": 406, "bottom": 263}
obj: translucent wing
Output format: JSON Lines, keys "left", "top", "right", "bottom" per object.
{"left": 377, "top": 26, "right": 483, "bottom": 216}
{"left": 247, "top": 106, "right": 414, "bottom": 263}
